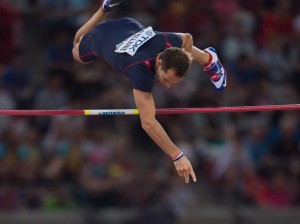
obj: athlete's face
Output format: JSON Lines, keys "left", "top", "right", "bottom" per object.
{"left": 157, "top": 67, "right": 183, "bottom": 88}
{"left": 156, "top": 59, "right": 183, "bottom": 88}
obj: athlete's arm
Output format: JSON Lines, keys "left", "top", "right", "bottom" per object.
{"left": 73, "top": 7, "right": 107, "bottom": 45}
{"left": 133, "top": 89, "right": 197, "bottom": 184}
{"left": 178, "top": 33, "right": 210, "bottom": 66}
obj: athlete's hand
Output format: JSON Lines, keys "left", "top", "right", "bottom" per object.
{"left": 174, "top": 156, "right": 197, "bottom": 184}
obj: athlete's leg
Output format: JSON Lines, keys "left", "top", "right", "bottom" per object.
{"left": 102, "top": 0, "right": 124, "bottom": 12}
{"left": 73, "top": 7, "right": 108, "bottom": 45}
{"left": 72, "top": 1, "right": 124, "bottom": 63}
{"left": 202, "top": 47, "right": 227, "bottom": 91}
{"left": 191, "top": 46, "right": 210, "bottom": 66}
{"left": 74, "top": 0, "right": 124, "bottom": 45}
{"left": 179, "top": 33, "right": 227, "bottom": 91}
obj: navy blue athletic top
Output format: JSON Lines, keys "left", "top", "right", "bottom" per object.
{"left": 79, "top": 17, "right": 183, "bottom": 92}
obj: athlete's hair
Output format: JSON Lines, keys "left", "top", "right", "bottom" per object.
{"left": 159, "top": 47, "right": 190, "bottom": 77}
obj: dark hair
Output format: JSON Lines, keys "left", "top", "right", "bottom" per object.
{"left": 159, "top": 47, "right": 190, "bottom": 77}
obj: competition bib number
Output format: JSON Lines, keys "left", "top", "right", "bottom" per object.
{"left": 115, "top": 26, "right": 156, "bottom": 56}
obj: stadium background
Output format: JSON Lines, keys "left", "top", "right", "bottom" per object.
{"left": 0, "top": 0, "right": 299, "bottom": 223}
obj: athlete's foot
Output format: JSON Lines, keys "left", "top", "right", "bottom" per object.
{"left": 203, "top": 47, "right": 227, "bottom": 91}
{"left": 102, "top": 0, "right": 124, "bottom": 12}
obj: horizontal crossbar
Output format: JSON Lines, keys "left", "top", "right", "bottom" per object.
{"left": 0, "top": 104, "right": 299, "bottom": 116}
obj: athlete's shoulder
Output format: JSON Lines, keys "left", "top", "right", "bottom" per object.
{"left": 125, "top": 59, "right": 156, "bottom": 93}
{"left": 156, "top": 32, "right": 183, "bottom": 49}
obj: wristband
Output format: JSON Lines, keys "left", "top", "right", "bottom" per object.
{"left": 173, "top": 152, "right": 184, "bottom": 161}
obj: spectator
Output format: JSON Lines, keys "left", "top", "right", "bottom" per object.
{"left": 242, "top": 116, "right": 271, "bottom": 166}
{"left": 0, "top": 1, "right": 20, "bottom": 64}
{"left": 3, "top": 49, "right": 33, "bottom": 108}
{"left": 33, "top": 69, "right": 69, "bottom": 131}
{"left": 0, "top": 72, "right": 16, "bottom": 133}
{"left": 271, "top": 113, "right": 300, "bottom": 159}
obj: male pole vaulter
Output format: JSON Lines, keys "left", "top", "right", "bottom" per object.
{"left": 73, "top": 0, "right": 227, "bottom": 183}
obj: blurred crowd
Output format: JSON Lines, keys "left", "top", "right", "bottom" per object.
{"left": 0, "top": 0, "right": 300, "bottom": 218}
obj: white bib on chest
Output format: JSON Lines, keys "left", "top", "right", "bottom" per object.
{"left": 115, "top": 26, "right": 156, "bottom": 56}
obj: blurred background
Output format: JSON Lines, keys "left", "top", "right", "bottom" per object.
{"left": 0, "top": 0, "right": 300, "bottom": 223}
